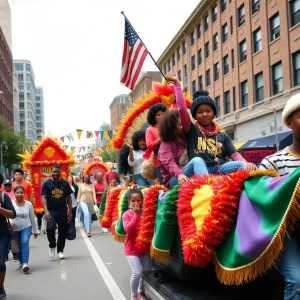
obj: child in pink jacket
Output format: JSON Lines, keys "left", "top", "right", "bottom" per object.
{"left": 122, "top": 188, "right": 151, "bottom": 300}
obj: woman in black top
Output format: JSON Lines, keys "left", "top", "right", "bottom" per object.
{"left": 0, "top": 173, "right": 16, "bottom": 300}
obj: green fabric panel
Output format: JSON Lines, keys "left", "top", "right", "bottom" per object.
{"left": 99, "top": 187, "right": 110, "bottom": 217}
{"left": 115, "top": 190, "right": 129, "bottom": 236}
{"left": 153, "top": 191, "right": 176, "bottom": 251}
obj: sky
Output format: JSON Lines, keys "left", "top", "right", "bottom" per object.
{"left": 9, "top": 0, "right": 199, "bottom": 147}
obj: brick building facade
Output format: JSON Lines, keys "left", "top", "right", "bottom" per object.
{"left": 109, "top": 94, "right": 132, "bottom": 130}
{"left": 157, "top": 0, "right": 300, "bottom": 142}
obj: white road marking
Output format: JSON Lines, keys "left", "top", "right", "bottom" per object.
{"left": 60, "top": 259, "right": 67, "bottom": 280}
{"left": 77, "top": 221, "right": 126, "bottom": 300}
{"left": 106, "top": 262, "right": 112, "bottom": 265}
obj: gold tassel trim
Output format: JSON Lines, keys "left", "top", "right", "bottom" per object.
{"left": 214, "top": 179, "right": 300, "bottom": 285}
{"left": 113, "top": 232, "right": 126, "bottom": 243}
{"left": 150, "top": 244, "right": 171, "bottom": 264}
{"left": 248, "top": 169, "right": 279, "bottom": 178}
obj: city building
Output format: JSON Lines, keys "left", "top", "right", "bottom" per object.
{"left": 0, "top": 0, "right": 12, "bottom": 51}
{"left": 129, "top": 71, "right": 162, "bottom": 103}
{"left": 13, "top": 69, "right": 19, "bottom": 133}
{"left": 14, "top": 60, "right": 42, "bottom": 144}
{"left": 109, "top": 94, "right": 132, "bottom": 130}
{"left": 35, "top": 87, "right": 45, "bottom": 140}
{"left": 95, "top": 122, "right": 112, "bottom": 149}
{"left": 157, "top": 0, "right": 300, "bottom": 144}
{"left": 0, "top": 26, "right": 13, "bottom": 127}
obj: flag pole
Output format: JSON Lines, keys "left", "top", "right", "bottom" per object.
{"left": 121, "top": 11, "right": 169, "bottom": 84}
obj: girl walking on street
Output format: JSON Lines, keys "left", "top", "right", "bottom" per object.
{"left": 0, "top": 174, "right": 16, "bottom": 300}
{"left": 77, "top": 175, "right": 97, "bottom": 237}
{"left": 122, "top": 188, "right": 151, "bottom": 300}
{"left": 11, "top": 185, "right": 38, "bottom": 273}
{"left": 68, "top": 176, "right": 78, "bottom": 227}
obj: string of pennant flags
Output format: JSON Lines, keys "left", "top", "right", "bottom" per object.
{"left": 59, "top": 129, "right": 114, "bottom": 144}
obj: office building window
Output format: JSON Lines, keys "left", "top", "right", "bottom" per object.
{"left": 168, "top": 59, "right": 171, "bottom": 72}
{"left": 253, "top": 28, "right": 262, "bottom": 53}
{"left": 292, "top": 51, "right": 300, "bottom": 86}
{"left": 19, "top": 93, "right": 24, "bottom": 101}
{"left": 240, "top": 81, "right": 248, "bottom": 107}
{"left": 198, "top": 75, "right": 203, "bottom": 90}
{"left": 163, "top": 64, "right": 167, "bottom": 74}
{"left": 191, "top": 56, "right": 196, "bottom": 70}
{"left": 19, "top": 102, "right": 24, "bottom": 109}
{"left": 182, "top": 40, "right": 187, "bottom": 55}
{"left": 197, "top": 23, "right": 201, "bottom": 39}
{"left": 223, "top": 55, "right": 229, "bottom": 75}
{"left": 231, "top": 49, "right": 235, "bottom": 69}
{"left": 184, "top": 64, "right": 187, "bottom": 77}
{"left": 36, "top": 96, "right": 40, "bottom": 101}
{"left": 177, "top": 48, "right": 180, "bottom": 61}
{"left": 172, "top": 54, "right": 175, "bottom": 66}
{"left": 239, "top": 40, "right": 247, "bottom": 63}
{"left": 18, "top": 74, "right": 23, "bottom": 81}
{"left": 290, "top": 0, "right": 300, "bottom": 27}
{"left": 26, "top": 64, "right": 31, "bottom": 72}
{"left": 205, "top": 42, "right": 210, "bottom": 58}
{"left": 198, "top": 49, "right": 202, "bottom": 65}
{"left": 192, "top": 80, "right": 196, "bottom": 93}
{"left": 178, "top": 70, "right": 182, "bottom": 81}
{"left": 204, "top": 15, "right": 209, "bottom": 31}
{"left": 206, "top": 69, "right": 211, "bottom": 87}
{"left": 214, "top": 62, "right": 220, "bottom": 81}
{"left": 233, "top": 86, "right": 236, "bottom": 110}
{"left": 18, "top": 82, "right": 24, "bottom": 90}
{"left": 252, "top": 0, "right": 260, "bottom": 14}
{"left": 221, "top": 0, "right": 227, "bottom": 13}
{"left": 270, "top": 13, "right": 280, "bottom": 41}
{"left": 272, "top": 61, "right": 283, "bottom": 94}
{"left": 215, "top": 96, "right": 221, "bottom": 118}
{"left": 190, "top": 31, "right": 195, "bottom": 46}
{"left": 213, "top": 33, "right": 218, "bottom": 51}
{"left": 222, "top": 23, "right": 228, "bottom": 43}
{"left": 15, "top": 63, "right": 23, "bottom": 71}
{"left": 230, "top": 16, "right": 233, "bottom": 34}
{"left": 224, "top": 91, "right": 230, "bottom": 114}
{"left": 212, "top": 5, "right": 218, "bottom": 22}
{"left": 238, "top": 4, "right": 245, "bottom": 27}
{"left": 255, "top": 72, "right": 264, "bottom": 102}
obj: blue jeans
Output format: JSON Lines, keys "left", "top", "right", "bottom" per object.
{"left": 169, "top": 158, "right": 247, "bottom": 186}
{"left": 80, "top": 202, "right": 94, "bottom": 232}
{"left": 135, "top": 173, "right": 154, "bottom": 187}
{"left": 156, "top": 167, "right": 163, "bottom": 185}
{"left": 0, "top": 234, "right": 8, "bottom": 272}
{"left": 14, "top": 226, "right": 32, "bottom": 265}
{"left": 276, "top": 232, "right": 300, "bottom": 300}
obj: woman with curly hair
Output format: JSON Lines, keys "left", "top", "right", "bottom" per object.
{"left": 158, "top": 109, "right": 211, "bottom": 188}
{"left": 118, "top": 130, "right": 154, "bottom": 187}
{"left": 143, "top": 104, "right": 167, "bottom": 184}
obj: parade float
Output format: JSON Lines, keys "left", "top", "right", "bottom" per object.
{"left": 82, "top": 156, "right": 108, "bottom": 177}
{"left": 106, "top": 80, "right": 291, "bottom": 299}
{"left": 19, "top": 136, "right": 75, "bottom": 213}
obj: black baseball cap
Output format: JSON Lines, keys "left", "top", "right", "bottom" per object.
{"left": 3, "top": 180, "right": 12, "bottom": 186}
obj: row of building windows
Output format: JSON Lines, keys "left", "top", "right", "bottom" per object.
{"left": 163, "top": 0, "right": 300, "bottom": 74}
{"left": 191, "top": 51, "right": 300, "bottom": 118}
{"left": 15, "top": 63, "right": 32, "bottom": 72}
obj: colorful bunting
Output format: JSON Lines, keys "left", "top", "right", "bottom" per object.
{"left": 104, "top": 130, "right": 108, "bottom": 140}
{"left": 77, "top": 129, "right": 83, "bottom": 140}
{"left": 86, "top": 131, "right": 93, "bottom": 138}
{"left": 60, "top": 136, "right": 65, "bottom": 143}
{"left": 108, "top": 130, "right": 113, "bottom": 139}
{"left": 94, "top": 131, "right": 100, "bottom": 139}
{"left": 66, "top": 133, "right": 73, "bottom": 142}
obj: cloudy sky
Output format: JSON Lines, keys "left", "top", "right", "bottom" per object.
{"left": 10, "top": 0, "right": 199, "bottom": 143}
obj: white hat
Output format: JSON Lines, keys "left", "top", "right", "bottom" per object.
{"left": 282, "top": 93, "right": 300, "bottom": 124}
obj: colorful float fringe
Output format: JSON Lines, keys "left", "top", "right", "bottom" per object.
{"left": 98, "top": 186, "right": 111, "bottom": 221}
{"left": 215, "top": 167, "right": 300, "bottom": 285}
{"left": 135, "top": 185, "right": 166, "bottom": 255}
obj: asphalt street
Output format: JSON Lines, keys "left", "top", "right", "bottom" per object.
{"left": 5, "top": 220, "right": 131, "bottom": 300}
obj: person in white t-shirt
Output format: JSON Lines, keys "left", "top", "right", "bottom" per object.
{"left": 127, "top": 130, "right": 154, "bottom": 187}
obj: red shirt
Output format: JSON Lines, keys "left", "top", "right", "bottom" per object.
{"left": 93, "top": 182, "right": 106, "bottom": 204}
{"left": 12, "top": 181, "right": 32, "bottom": 201}
{"left": 104, "top": 172, "right": 119, "bottom": 185}
{"left": 144, "top": 125, "right": 160, "bottom": 168}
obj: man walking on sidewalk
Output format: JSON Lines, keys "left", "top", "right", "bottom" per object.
{"left": 41, "top": 165, "right": 72, "bottom": 260}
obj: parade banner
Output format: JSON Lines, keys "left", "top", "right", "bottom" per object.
{"left": 19, "top": 137, "right": 75, "bottom": 213}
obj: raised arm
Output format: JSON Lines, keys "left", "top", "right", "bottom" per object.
{"left": 166, "top": 74, "right": 191, "bottom": 133}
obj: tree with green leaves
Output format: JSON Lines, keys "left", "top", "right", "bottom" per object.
{"left": 100, "top": 149, "right": 119, "bottom": 163}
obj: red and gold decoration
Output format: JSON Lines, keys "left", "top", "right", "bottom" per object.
{"left": 19, "top": 136, "right": 75, "bottom": 213}
{"left": 112, "top": 81, "right": 192, "bottom": 149}
{"left": 82, "top": 158, "right": 108, "bottom": 177}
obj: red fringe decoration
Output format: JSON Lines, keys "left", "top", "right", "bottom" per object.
{"left": 83, "top": 162, "right": 108, "bottom": 175}
{"left": 101, "top": 187, "right": 124, "bottom": 229}
{"left": 135, "top": 185, "right": 166, "bottom": 255}
{"left": 178, "top": 170, "right": 250, "bottom": 267}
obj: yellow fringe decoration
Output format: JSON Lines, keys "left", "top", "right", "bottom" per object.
{"left": 150, "top": 244, "right": 171, "bottom": 264}
{"left": 113, "top": 232, "right": 126, "bottom": 243}
{"left": 214, "top": 179, "right": 300, "bottom": 285}
{"left": 248, "top": 169, "right": 279, "bottom": 178}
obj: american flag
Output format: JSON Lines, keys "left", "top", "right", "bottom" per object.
{"left": 120, "top": 19, "right": 148, "bottom": 90}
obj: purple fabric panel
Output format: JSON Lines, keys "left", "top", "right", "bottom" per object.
{"left": 268, "top": 174, "right": 290, "bottom": 192}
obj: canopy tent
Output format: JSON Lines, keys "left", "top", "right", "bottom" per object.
{"left": 234, "top": 141, "right": 247, "bottom": 150}
{"left": 240, "top": 131, "right": 292, "bottom": 150}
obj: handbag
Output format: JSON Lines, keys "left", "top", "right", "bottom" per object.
{"left": 93, "top": 204, "right": 99, "bottom": 214}
{"left": 66, "top": 221, "right": 76, "bottom": 240}
{"left": 0, "top": 192, "right": 19, "bottom": 253}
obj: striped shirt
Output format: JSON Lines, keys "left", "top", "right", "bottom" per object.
{"left": 259, "top": 148, "right": 300, "bottom": 176}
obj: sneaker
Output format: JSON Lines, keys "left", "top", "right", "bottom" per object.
{"left": 17, "top": 263, "right": 22, "bottom": 270}
{"left": 58, "top": 252, "right": 65, "bottom": 259}
{"left": 138, "top": 291, "right": 148, "bottom": 300}
{"left": 49, "top": 248, "right": 55, "bottom": 258}
{"left": 13, "top": 253, "right": 18, "bottom": 261}
{"left": 22, "top": 264, "right": 30, "bottom": 273}
{"left": 102, "top": 228, "right": 108, "bottom": 233}
{"left": 0, "top": 288, "right": 7, "bottom": 300}
{"left": 87, "top": 232, "right": 91, "bottom": 237}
